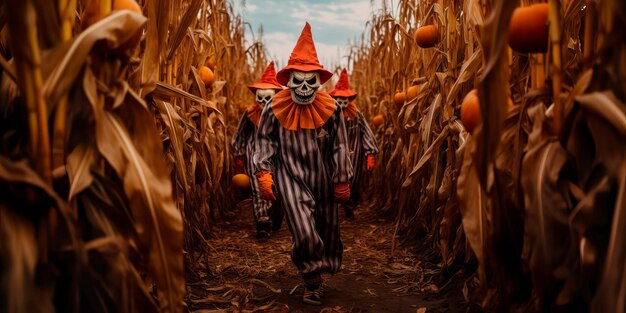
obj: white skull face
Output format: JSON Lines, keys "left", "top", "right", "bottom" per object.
{"left": 335, "top": 97, "right": 350, "bottom": 108}
{"left": 255, "top": 89, "right": 275, "bottom": 107}
{"left": 287, "top": 71, "right": 320, "bottom": 105}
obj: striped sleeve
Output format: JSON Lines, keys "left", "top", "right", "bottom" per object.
{"left": 253, "top": 104, "right": 278, "bottom": 173}
{"left": 358, "top": 112, "right": 379, "bottom": 155}
{"left": 332, "top": 109, "right": 354, "bottom": 184}
{"left": 231, "top": 112, "right": 251, "bottom": 157}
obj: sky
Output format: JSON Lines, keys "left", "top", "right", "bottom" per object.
{"left": 234, "top": 0, "right": 384, "bottom": 71}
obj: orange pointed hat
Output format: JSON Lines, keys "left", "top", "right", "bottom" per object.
{"left": 276, "top": 22, "right": 334, "bottom": 86}
{"left": 248, "top": 61, "right": 283, "bottom": 94}
{"left": 329, "top": 68, "right": 357, "bottom": 100}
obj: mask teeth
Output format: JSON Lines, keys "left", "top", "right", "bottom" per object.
{"left": 294, "top": 92, "right": 314, "bottom": 104}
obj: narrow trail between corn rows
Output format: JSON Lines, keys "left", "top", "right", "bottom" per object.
{"left": 186, "top": 200, "right": 473, "bottom": 313}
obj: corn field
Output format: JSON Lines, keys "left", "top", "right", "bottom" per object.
{"left": 0, "top": 0, "right": 265, "bottom": 312}
{"left": 1, "top": 0, "right": 626, "bottom": 312}
{"left": 349, "top": 0, "right": 626, "bottom": 311}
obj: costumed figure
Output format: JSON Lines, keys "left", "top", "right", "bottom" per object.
{"left": 231, "top": 61, "right": 284, "bottom": 238}
{"left": 328, "top": 68, "right": 378, "bottom": 219}
{"left": 253, "top": 23, "right": 353, "bottom": 305}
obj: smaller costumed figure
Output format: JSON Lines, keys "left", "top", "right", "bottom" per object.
{"left": 231, "top": 61, "right": 284, "bottom": 238}
{"left": 329, "top": 68, "right": 378, "bottom": 218}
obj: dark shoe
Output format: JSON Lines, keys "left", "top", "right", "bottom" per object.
{"left": 256, "top": 221, "right": 271, "bottom": 238}
{"left": 271, "top": 215, "right": 283, "bottom": 232}
{"left": 345, "top": 208, "right": 354, "bottom": 219}
{"left": 271, "top": 203, "right": 284, "bottom": 232}
{"left": 256, "top": 229, "right": 270, "bottom": 238}
{"left": 302, "top": 286, "right": 323, "bottom": 305}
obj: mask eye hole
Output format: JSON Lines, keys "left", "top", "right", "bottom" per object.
{"left": 292, "top": 77, "right": 303, "bottom": 85}
{"left": 306, "top": 77, "right": 317, "bottom": 85}
{"left": 264, "top": 96, "right": 271, "bottom": 101}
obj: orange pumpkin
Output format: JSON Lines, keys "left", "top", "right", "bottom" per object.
{"left": 461, "top": 90, "right": 480, "bottom": 133}
{"left": 372, "top": 115, "right": 384, "bottom": 127}
{"left": 82, "top": 0, "right": 143, "bottom": 55}
{"left": 407, "top": 85, "right": 420, "bottom": 101}
{"left": 460, "top": 89, "right": 515, "bottom": 133}
{"left": 508, "top": 4, "right": 550, "bottom": 53}
{"left": 207, "top": 55, "right": 216, "bottom": 70}
{"left": 199, "top": 66, "right": 215, "bottom": 86}
{"left": 232, "top": 174, "right": 251, "bottom": 190}
{"left": 113, "top": 0, "right": 143, "bottom": 55}
{"left": 393, "top": 92, "right": 406, "bottom": 107}
{"left": 83, "top": 0, "right": 142, "bottom": 26}
{"left": 114, "top": 0, "right": 141, "bottom": 12}
{"left": 415, "top": 25, "right": 439, "bottom": 48}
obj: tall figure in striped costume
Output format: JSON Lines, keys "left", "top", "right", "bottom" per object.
{"left": 231, "top": 61, "right": 284, "bottom": 238}
{"left": 253, "top": 23, "right": 353, "bottom": 306}
{"left": 329, "top": 68, "right": 378, "bottom": 219}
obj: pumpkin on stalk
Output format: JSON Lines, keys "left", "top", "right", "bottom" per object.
{"left": 415, "top": 24, "right": 440, "bottom": 48}
{"left": 393, "top": 85, "right": 420, "bottom": 108}
{"left": 199, "top": 66, "right": 215, "bottom": 86}
{"left": 508, "top": 3, "right": 550, "bottom": 53}
{"left": 232, "top": 174, "right": 251, "bottom": 190}
{"left": 460, "top": 89, "right": 514, "bottom": 133}
{"left": 372, "top": 115, "right": 384, "bottom": 127}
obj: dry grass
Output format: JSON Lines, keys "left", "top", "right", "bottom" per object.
{"left": 187, "top": 201, "right": 462, "bottom": 312}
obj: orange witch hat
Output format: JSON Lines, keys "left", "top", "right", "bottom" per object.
{"left": 276, "top": 22, "right": 333, "bottom": 86}
{"left": 329, "top": 68, "right": 357, "bottom": 100}
{"left": 247, "top": 61, "right": 283, "bottom": 94}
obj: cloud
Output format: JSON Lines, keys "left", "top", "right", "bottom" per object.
{"left": 239, "top": 0, "right": 375, "bottom": 67}
{"left": 289, "top": 1, "right": 371, "bottom": 30}
{"left": 263, "top": 32, "right": 296, "bottom": 67}
{"left": 247, "top": 3, "right": 258, "bottom": 13}
{"left": 314, "top": 42, "right": 344, "bottom": 68}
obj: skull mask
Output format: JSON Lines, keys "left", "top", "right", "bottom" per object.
{"left": 335, "top": 97, "right": 350, "bottom": 109}
{"left": 255, "top": 89, "right": 276, "bottom": 107}
{"left": 287, "top": 70, "right": 320, "bottom": 105}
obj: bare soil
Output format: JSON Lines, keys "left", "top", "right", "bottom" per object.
{"left": 186, "top": 199, "right": 477, "bottom": 313}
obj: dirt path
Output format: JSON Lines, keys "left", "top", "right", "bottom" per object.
{"left": 186, "top": 200, "right": 473, "bottom": 312}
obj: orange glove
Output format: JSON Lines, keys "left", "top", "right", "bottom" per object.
{"left": 255, "top": 171, "right": 277, "bottom": 202}
{"left": 334, "top": 183, "right": 351, "bottom": 203}
{"left": 235, "top": 157, "right": 246, "bottom": 174}
{"left": 367, "top": 154, "right": 375, "bottom": 171}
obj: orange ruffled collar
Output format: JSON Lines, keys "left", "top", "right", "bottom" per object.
{"left": 246, "top": 103, "right": 263, "bottom": 126}
{"left": 271, "top": 89, "right": 337, "bottom": 130}
{"left": 343, "top": 101, "right": 358, "bottom": 119}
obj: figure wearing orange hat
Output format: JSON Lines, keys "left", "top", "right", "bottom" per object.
{"left": 329, "top": 68, "right": 378, "bottom": 219}
{"left": 232, "top": 61, "right": 284, "bottom": 238}
{"left": 253, "top": 23, "right": 353, "bottom": 305}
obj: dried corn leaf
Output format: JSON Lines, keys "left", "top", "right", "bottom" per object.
{"left": 84, "top": 67, "right": 183, "bottom": 312}
{"left": 155, "top": 99, "right": 188, "bottom": 192}
{"left": 521, "top": 105, "right": 570, "bottom": 303}
{"left": 457, "top": 136, "right": 487, "bottom": 279}
{"left": 43, "top": 11, "right": 146, "bottom": 107}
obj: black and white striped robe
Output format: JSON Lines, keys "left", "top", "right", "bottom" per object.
{"left": 253, "top": 101, "right": 353, "bottom": 275}
{"left": 231, "top": 112, "right": 276, "bottom": 224}
{"left": 344, "top": 111, "right": 378, "bottom": 208}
